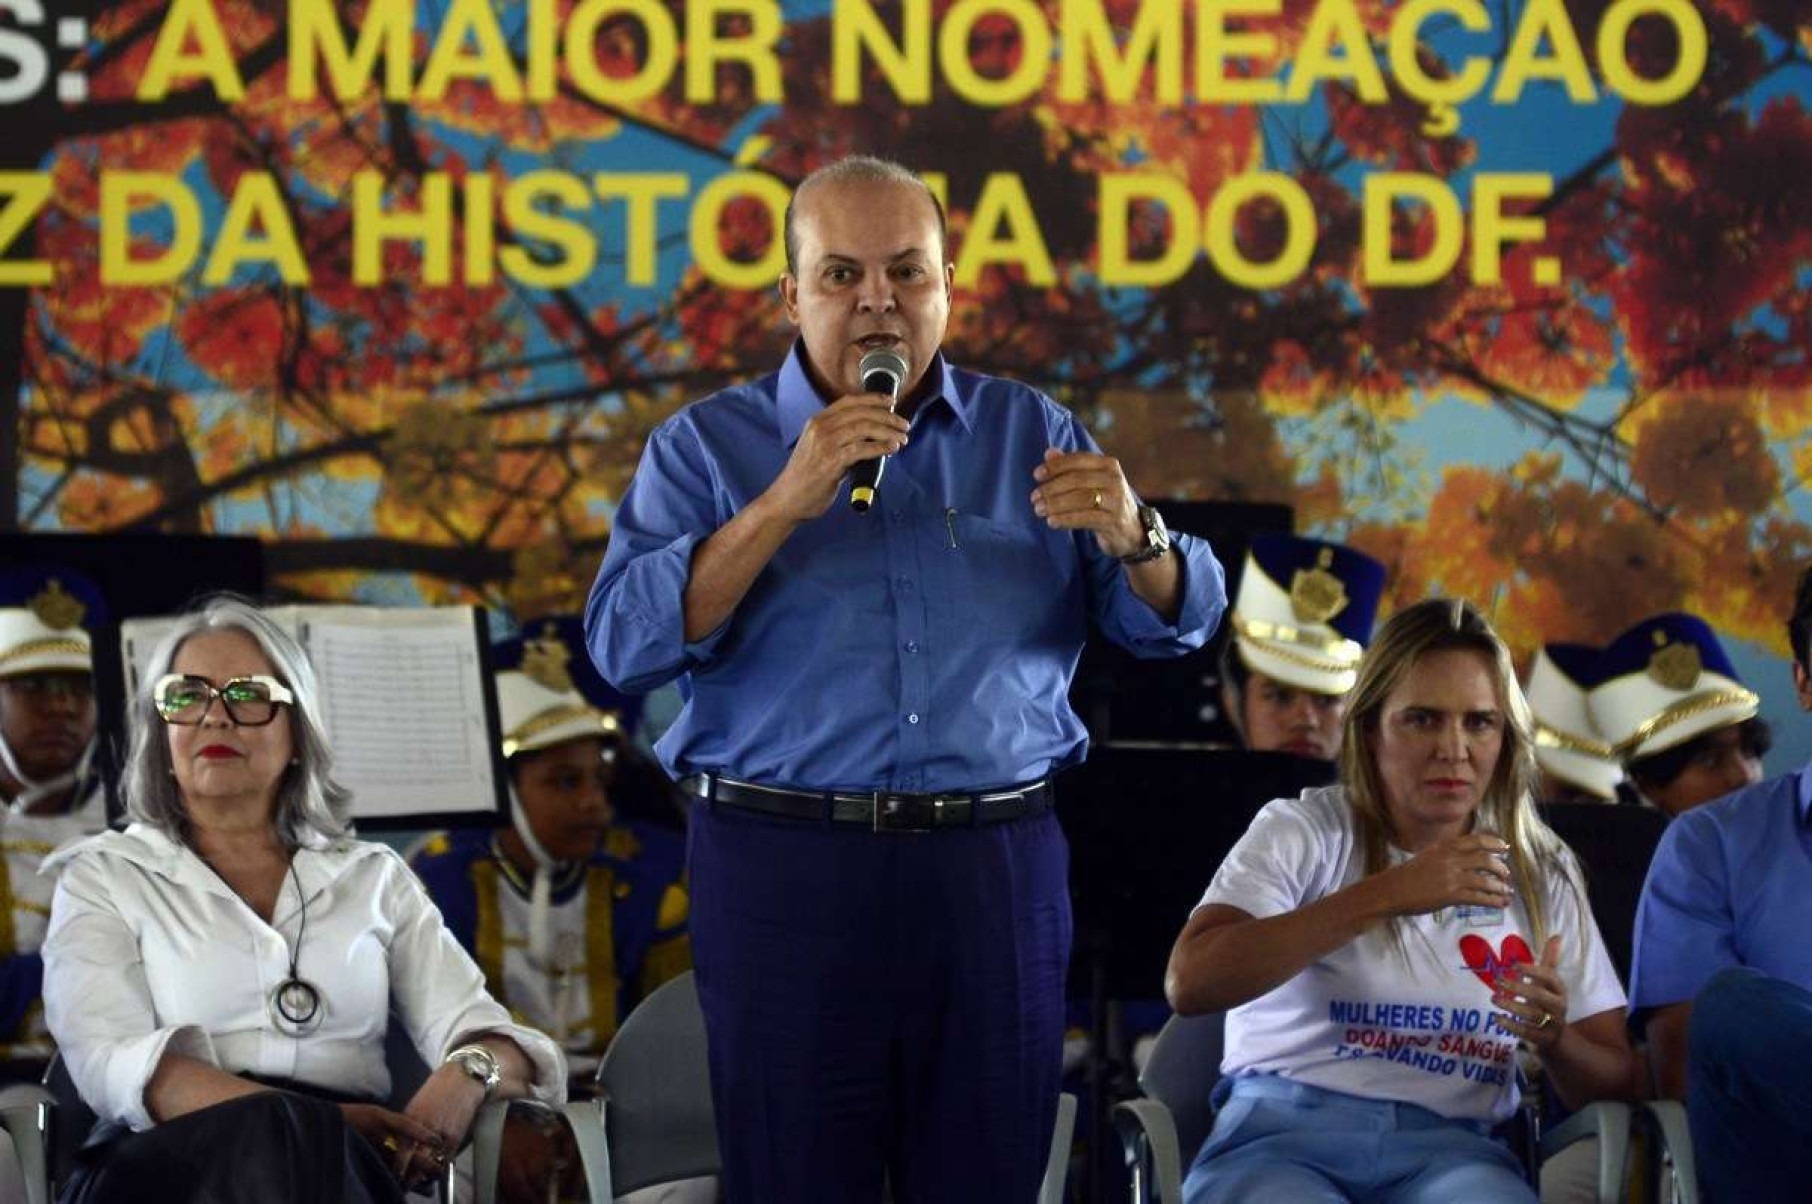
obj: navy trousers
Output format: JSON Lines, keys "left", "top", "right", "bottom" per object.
{"left": 1687, "top": 967, "right": 1812, "bottom": 1203}
{"left": 687, "top": 802, "right": 1071, "bottom": 1203}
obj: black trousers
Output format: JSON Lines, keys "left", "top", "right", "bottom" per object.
{"left": 61, "top": 1084, "right": 402, "bottom": 1204}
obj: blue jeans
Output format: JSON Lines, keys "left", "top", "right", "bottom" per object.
{"left": 1687, "top": 967, "right": 1812, "bottom": 1203}
{"left": 1182, "top": 1076, "right": 1534, "bottom": 1204}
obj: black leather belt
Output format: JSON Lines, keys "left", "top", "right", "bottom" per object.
{"left": 680, "top": 773, "right": 1052, "bottom": 833}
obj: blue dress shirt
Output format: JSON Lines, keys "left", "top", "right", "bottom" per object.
{"left": 1629, "top": 761, "right": 1812, "bottom": 1013}
{"left": 585, "top": 345, "right": 1226, "bottom": 793}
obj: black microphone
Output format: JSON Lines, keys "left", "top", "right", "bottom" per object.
{"left": 850, "top": 347, "right": 908, "bottom": 513}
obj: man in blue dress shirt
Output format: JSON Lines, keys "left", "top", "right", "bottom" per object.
{"left": 1629, "top": 565, "right": 1812, "bottom": 1200}
{"left": 585, "top": 155, "right": 1226, "bottom": 1202}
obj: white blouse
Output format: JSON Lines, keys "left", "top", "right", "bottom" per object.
{"left": 42, "top": 824, "right": 567, "bottom": 1131}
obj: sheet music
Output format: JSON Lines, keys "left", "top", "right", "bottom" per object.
{"left": 121, "top": 616, "right": 183, "bottom": 698}
{"left": 117, "top": 605, "right": 503, "bottom": 825}
{"left": 298, "top": 612, "right": 494, "bottom": 820}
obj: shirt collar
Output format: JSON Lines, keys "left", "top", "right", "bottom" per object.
{"left": 775, "top": 342, "right": 969, "bottom": 448}
{"left": 1796, "top": 762, "right": 1812, "bottom": 825}
{"left": 43, "top": 822, "right": 375, "bottom": 911}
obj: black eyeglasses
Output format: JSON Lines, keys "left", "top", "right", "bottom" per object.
{"left": 153, "top": 674, "right": 294, "bottom": 726}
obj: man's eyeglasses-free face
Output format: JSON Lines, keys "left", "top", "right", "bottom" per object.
{"left": 0, "top": 673, "right": 94, "bottom": 703}
{"left": 153, "top": 674, "right": 294, "bottom": 727}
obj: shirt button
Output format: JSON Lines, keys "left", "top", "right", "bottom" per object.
{"left": 897, "top": 577, "right": 914, "bottom": 592}
{"left": 904, "top": 641, "right": 919, "bottom": 653}
{"left": 907, "top": 713, "right": 921, "bottom": 725}
{"left": 891, "top": 509, "right": 905, "bottom": 523}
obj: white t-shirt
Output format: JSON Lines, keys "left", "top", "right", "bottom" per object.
{"left": 42, "top": 824, "right": 568, "bottom": 1131}
{"left": 1199, "top": 785, "right": 1625, "bottom": 1123}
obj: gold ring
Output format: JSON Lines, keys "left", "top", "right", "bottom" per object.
{"left": 381, "top": 1135, "right": 400, "bottom": 1153}
{"left": 1092, "top": 490, "right": 1104, "bottom": 509}
{"left": 1536, "top": 1011, "right": 1554, "bottom": 1030}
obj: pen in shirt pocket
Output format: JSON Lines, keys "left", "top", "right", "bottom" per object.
{"left": 945, "top": 507, "right": 959, "bottom": 549}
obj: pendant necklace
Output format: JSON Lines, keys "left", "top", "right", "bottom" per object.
{"left": 204, "top": 852, "right": 324, "bottom": 1036}
{"left": 269, "top": 857, "right": 323, "bottom": 1035}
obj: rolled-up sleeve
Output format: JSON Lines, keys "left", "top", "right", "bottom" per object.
{"left": 1089, "top": 529, "right": 1225, "bottom": 653}
{"left": 381, "top": 853, "right": 567, "bottom": 1106}
{"left": 1058, "top": 414, "right": 1227, "bottom": 656}
{"left": 43, "top": 855, "right": 221, "bottom": 1131}
{"left": 586, "top": 422, "right": 735, "bottom": 693}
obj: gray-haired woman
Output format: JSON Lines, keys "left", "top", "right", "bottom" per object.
{"left": 42, "top": 596, "right": 566, "bottom": 1203}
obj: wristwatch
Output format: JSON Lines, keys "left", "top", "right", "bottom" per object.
{"left": 1118, "top": 504, "right": 1172, "bottom": 565}
{"left": 444, "top": 1043, "right": 502, "bottom": 1096}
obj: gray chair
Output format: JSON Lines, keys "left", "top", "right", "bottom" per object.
{"left": 1637, "top": 1100, "right": 1699, "bottom": 1204}
{"left": 0, "top": 1081, "right": 52, "bottom": 1204}
{"left": 566, "top": 970, "right": 1077, "bottom": 1203}
{"left": 1113, "top": 1011, "right": 1633, "bottom": 1204}
{"left": 4, "top": 1028, "right": 512, "bottom": 1203}
{"left": 564, "top": 970, "right": 717, "bottom": 1198}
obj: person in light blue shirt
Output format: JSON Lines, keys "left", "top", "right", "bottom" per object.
{"left": 1629, "top": 564, "right": 1812, "bottom": 1200}
{"left": 585, "top": 154, "right": 1226, "bottom": 1203}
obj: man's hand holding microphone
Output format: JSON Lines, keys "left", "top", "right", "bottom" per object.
{"left": 771, "top": 346, "right": 910, "bottom": 521}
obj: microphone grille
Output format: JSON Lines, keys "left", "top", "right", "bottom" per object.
{"left": 859, "top": 347, "right": 908, "bottom": 392}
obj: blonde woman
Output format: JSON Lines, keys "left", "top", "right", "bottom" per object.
{"left": 1167, "top": 598, "right": 1643, "bottom": 1203}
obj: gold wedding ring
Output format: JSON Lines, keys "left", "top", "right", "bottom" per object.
{"left": 1535, "top": 1011, "right": 1554, "bottom": 1030}
{"left": 1092, "top": 490, "right": 1104, "bottom": 509}
{"left": 381, "top": 1135, "right": 400, "bottom": 1153}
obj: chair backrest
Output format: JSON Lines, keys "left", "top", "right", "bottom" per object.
{"left": 595, "top": 970, "right": 720, "bottom": 1195}
{"left": 1539, "top": 802, "right": 1670, "bottom": 985}
{"left": 1136, "top": 1012, "right": 1225, "bottom": 1165}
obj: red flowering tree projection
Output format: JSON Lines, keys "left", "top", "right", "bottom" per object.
{"left": 1, "top": 0, "right": 1809, "bottom": 660}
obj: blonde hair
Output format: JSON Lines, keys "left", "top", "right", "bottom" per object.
{"left": 1338, "top": 597, "right": 1577, "bottom": 957}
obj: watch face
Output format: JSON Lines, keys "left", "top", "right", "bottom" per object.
{"left": 1144, "top": 507, "right": 1169, "bottom": 547}
{"left": 452, "top": 1046, "right": 501, "bottom": 1087}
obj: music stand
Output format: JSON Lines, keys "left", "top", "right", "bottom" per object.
{"left": 1537, "top": 801, "right": 1669, "bottom": 985}
{"left": 1056, "top": 746, "right": 1334, "bottom": 1200}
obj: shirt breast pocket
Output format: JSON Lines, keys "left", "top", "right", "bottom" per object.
{"left": 942, "top": 513, "right": 1072, "bottom": 641}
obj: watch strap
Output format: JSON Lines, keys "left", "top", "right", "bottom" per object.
{"left": 1119, "top": 543, "right": 1170, "bottom": 565}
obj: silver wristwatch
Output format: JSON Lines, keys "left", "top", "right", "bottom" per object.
{"left": 1118, "top": 504, "right": 1172, "bottom": 564}
{"left": 445, "top": 1043, "right": 502, "bottom": 1096}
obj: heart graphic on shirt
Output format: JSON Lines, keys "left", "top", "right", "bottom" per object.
{"left": 1459, "top": 933, "right": 1533, "bottom": 989}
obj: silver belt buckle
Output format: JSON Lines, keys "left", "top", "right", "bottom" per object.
{"left": 874, "top": 792, "right": 944, "bottom": 832}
